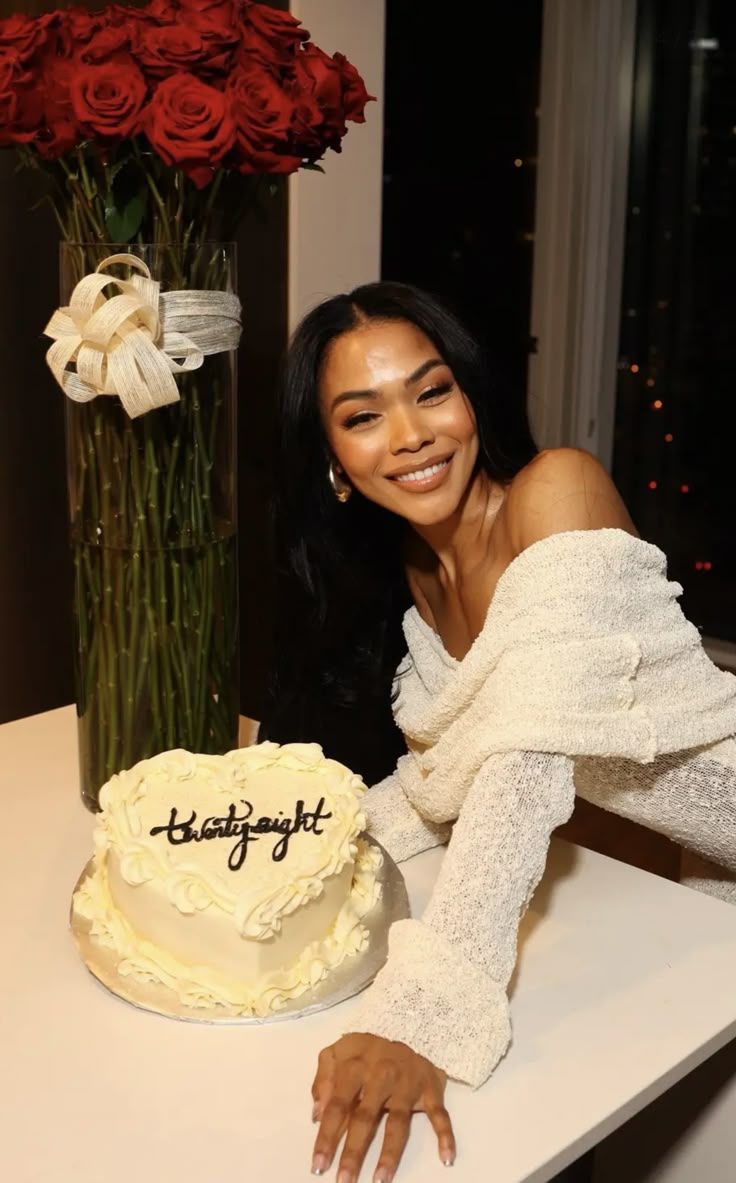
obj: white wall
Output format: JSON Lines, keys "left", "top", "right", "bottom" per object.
{"left": 288, "top": 1, "right": 386, "bottom": 331}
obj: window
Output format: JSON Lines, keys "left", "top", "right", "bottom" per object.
{"left": 613, "top": 0, "right": 736, "bottom": 642}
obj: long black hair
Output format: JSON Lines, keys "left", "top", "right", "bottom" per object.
{"left": 259, "top": 281, "right": 537, "bottom": 780}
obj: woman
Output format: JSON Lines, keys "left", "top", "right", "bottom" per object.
{"left": 263, "top": 282, "right": 736, "bottom": 1183}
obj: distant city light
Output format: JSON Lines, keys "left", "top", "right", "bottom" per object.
{"left": 652, "top": 400, "right": 663, "bottom": 409}
{"left": 648, "top": 480, "right": 657, "bottom": 490}
{"left": 646, "top": 378, "right": 656, "bottom": 387}
{"left": 514, "top": 158, "right": 523, "bottom": 168}
{"left": 665, "top": 433, "right": 673, "bottom": 442}
{"left": 695, "top": 561, "right": 704, "bottom": 570}
{"left": 681, "top": 484, "right": 690, "bottom": 493}
{"left": 630, "top": 364, "right": 640, "bottom": 373}
{"left": 690, "top": 38, "right": 719, "bottom": 50}
{"left": 704, "top": 562, "right": 713, "bottom": 571}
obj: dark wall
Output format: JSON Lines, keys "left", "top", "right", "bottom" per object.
{"left": 0, "top": 0, "right": 75, "bottom": 723}
{"left": 0, "top": 0, "right": 287, "bottom": 725}
{"left": 235, "top": 185, "right": 287, "bottom": 722}
{"left": 0, "top": 139, "right": 72, "bottom": 723}
{"left": 381, "top": 0, "right": 542, "bottom": 405}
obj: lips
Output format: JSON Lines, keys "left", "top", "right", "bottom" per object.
{"left": 387, "top": 455, "right": 452, "bottom": 481}
{"left": 386, "top": 455, "right": 453, "bottom": 492}
{"left": 393, "top": 459, "right": 450, "bottom": 484}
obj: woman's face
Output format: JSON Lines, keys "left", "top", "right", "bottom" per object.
{"left": 319, "top": 319, "right": 479, "bottom": 528}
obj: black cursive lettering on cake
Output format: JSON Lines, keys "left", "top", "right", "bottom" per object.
{"left": 149, "top": 798, "right": 333, "bottom": 871}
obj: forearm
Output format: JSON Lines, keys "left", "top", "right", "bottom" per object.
{"left": 364, "top": 752, "right": 451, "bottom": 863}
{"left": 349, "top": 750, "right": 577, "bottom": 1086}
{"left": 574, "top": 737, "right": 736, "bottom": 875}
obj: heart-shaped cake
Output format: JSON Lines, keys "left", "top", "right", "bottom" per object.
{"left": 72, "top": 742, "right": 382, "bottom": 1015}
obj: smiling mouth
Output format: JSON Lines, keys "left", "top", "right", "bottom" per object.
{"left": 390, "top": 458, "right": 452, "bottom": 485}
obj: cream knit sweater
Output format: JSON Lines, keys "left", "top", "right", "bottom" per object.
{"left": 347, "top": 529, "right": 736, "bottom": 1087}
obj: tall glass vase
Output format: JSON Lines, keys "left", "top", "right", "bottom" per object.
{"left": 61, "top": 242, "right": 240, "bottom": 810}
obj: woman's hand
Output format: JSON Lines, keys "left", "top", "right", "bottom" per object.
{"left": 310, "top": 1032, "right": 455, "bottom": 1183}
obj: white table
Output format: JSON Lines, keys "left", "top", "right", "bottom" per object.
{"left": 3, "top": 706, "right": 736, "bottom": 1183}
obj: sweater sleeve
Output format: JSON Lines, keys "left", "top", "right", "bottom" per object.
{"left": 348, "top": 750, "right": 577, "bottom": 1087}
{"left": 363, "top": 751, "right": 452, "bottom": 864}
{"left": 574, "top": 737, "right": 736, "bottom": 875}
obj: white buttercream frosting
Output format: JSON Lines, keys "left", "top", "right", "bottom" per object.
{"left": 73, "top": 743, "right": 382, "bottom": 1015}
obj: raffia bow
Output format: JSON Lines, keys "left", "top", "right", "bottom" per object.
{"left": 43, "top": 253, "right": 242, "bottom": 419}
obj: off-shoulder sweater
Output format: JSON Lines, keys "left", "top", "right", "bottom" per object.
{"left": 347, "top": 529, "right": 736, "bottom": 1087}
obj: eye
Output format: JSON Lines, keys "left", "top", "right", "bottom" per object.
{"left": 418, "top": 382, "right": 453, "bottom": 404}
{"left": 343, "top": 410, "right": 379, "bottom": 430}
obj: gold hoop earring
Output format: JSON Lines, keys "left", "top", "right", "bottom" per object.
{"left": 328, "top": 462, "right": 352, "bottom": 503}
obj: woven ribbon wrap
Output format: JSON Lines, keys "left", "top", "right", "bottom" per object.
{"left": 43, "top": 253, "right": 242, "bottom": 419}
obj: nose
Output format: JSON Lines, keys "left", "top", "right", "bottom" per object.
{"left": 388, "top": 404, "right": 434, "bottom": 454}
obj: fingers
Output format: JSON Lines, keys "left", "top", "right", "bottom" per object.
{"left": 425, "top": 1096, "right": 456, "bottom": 1167}
{"left": 311, "top": 1057, "right": 363, "bottom": 1176}
{"left": 311, "top": 1045, "right": 337, "bottom": 1123}
{"left": 372, "top": 1102, "right": 413, "bottom": 1183}
{"left": 309, "top": 1036, "right": 456, "bottom": 1182}
{"left": 335, "top": 1068, "right": 396, "bottom": 1183}
{"left": 336, "top": 1098, "right": 386, "bottom": 1183}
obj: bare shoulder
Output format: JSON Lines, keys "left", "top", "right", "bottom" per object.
{"left": 504, "top": 447, "right": 639, "bottom": 554}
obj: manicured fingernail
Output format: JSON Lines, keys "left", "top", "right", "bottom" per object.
{"left": 312, "top": 1154, "right": 328, "bottom": 1175}
{"left": 337, "top": 1171, "right": 353, "bottom": 1183}
{"left": 373, "top": 1169, "right": 392, "bottom": 1183}
{"left": 443, "top": 1157, "right": 455, "bottom": 1167}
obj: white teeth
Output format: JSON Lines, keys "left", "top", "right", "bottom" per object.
{"left": 395, "top": 460, "right": 449, "bottom": 484}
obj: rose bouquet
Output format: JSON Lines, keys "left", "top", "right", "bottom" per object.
{"left": 0, "top": 0, "right": 371, "bottom": 242}
{"left": 0, "top": 1, "right": 373, "bottom": 808}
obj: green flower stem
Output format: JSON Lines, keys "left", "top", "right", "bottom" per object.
{"left": 170, "top": 557, "right": 195, "bottom": 740}
{"left": 64, "top": 239, "right": 238, "bottom": 808}
{"left": 133, "top": 626, "right": 151, "bottom": 704}
{"left": 193, "top": 544, "right": 214, "bottom": 749}
{"left": 75, "top": 147, "right": 97, "bottom": 203}
{"left": 163, "top": 433, "right": 181, "bottom": 528}
{"left": 192, "top": 385, "right": 214, "bottom": 537}
{"left": 122, "top": 548, "right": 142, "bottom": 769}
{"left": 102, "top": 546, "right": 120, "bottom": 775}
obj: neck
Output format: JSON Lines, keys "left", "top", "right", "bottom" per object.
{"left": 410, "top": 469, "right": 502, "bottom": 584}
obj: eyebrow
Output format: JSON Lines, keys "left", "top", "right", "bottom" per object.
{"left": 330, "top": 358, "right": 445, "bottom": 412}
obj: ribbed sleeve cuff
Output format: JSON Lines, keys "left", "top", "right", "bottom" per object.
{"left": 344, "top": 918, "right": 511, "bottom": 1088}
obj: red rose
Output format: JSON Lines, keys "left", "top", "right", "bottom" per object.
{"left": 80, "top": 23, "right": 137, "bottom": 67}
{"left": 107, "top": 3, "right": 149, "bottom": 27}
{"left": 333, "top": 52, "right": 374, "bottom": 123}
{"left": 134, "top": 23, "right": 207, "bottom": 76}
{"left": 55, "top": 6, "right": 104, "bottom": 53}
{"left": 134, "top": 18, "right": 237, "bottom": 77}
{"left": 0, "top": 12, "right": 54, "bottom": 62}
{"left": 237, "top": 0, "right": 308, "bottom": 71}
{"left": 36, "top": 56, "right": 81, "bottom": 159}
{"left": 290, "top": 44, "right": 345, "bottom": 150}
{"left": 0, "top": 68, "right": 15, "bottom": 146}
{"left": 145, "top": 72, "right": 235, "bottom": 188}
{"left": 227, "top": 63, "right": 301, "bottom": 174}
{"left": 179, "top": 0, "right": 235, "bottom": 23}
{"left": 70, "top": 62, "right": 148, "bottom": 140}
{"left": 193, "top": 19, "right": 239, "bottom": 73}
{"left": 144, "top": 0, "right": 180, "bottom": 20}
{"left": 0, "top": 47, "right": 46, "bottom": 147}
{"left": 245, "top": 1, "right": 308, "bottom": 48}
